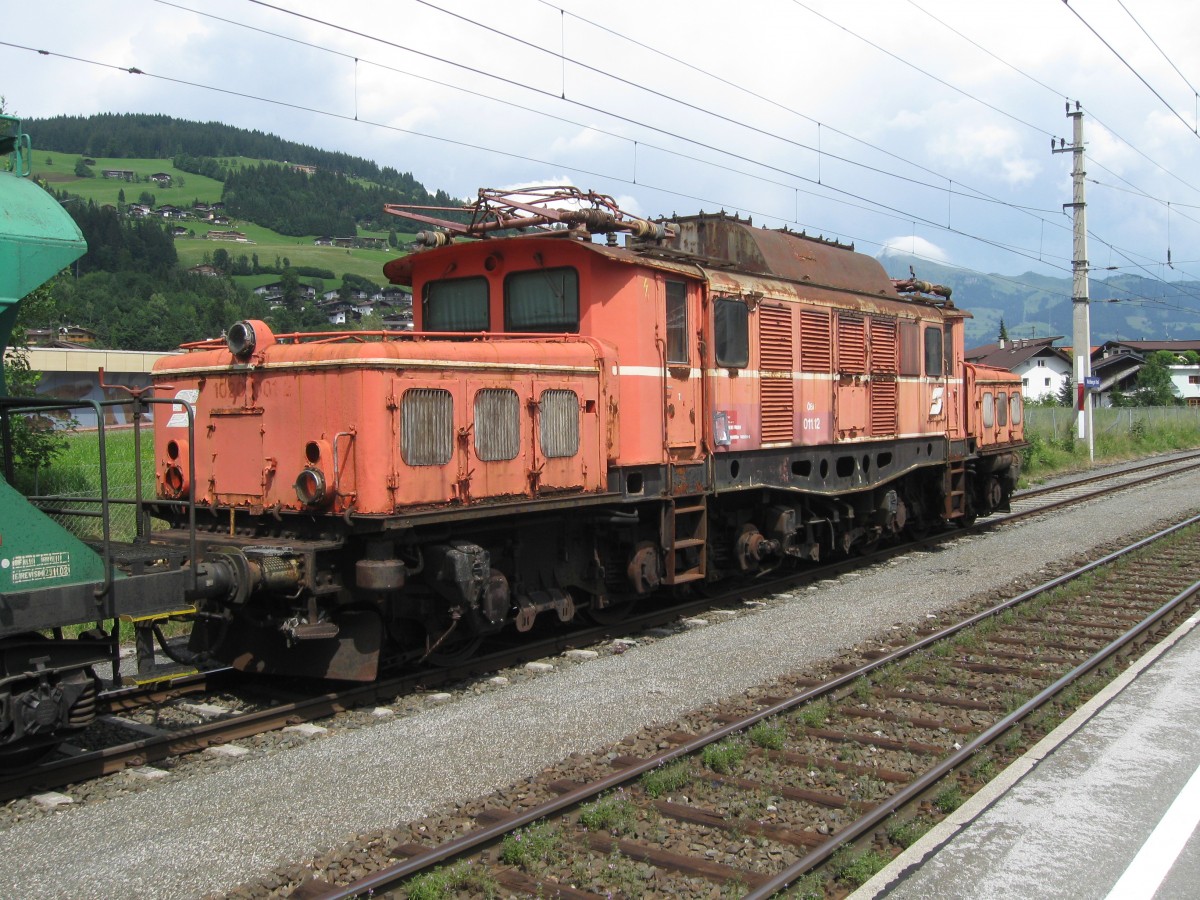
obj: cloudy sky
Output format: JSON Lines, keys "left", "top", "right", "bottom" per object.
{"left": 5, "top": 0, "right": 1200, "bottom": 289}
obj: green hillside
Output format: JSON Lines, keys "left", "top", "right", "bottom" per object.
{"left": 35, "top": 155, "right": 417, "bottom": 285}
{"left": 36, "top": 155, "right": 225, "bottom": 207}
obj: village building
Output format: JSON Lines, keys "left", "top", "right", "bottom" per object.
{"left": 965, "top": 336, "right": 1072, "bottom": 403}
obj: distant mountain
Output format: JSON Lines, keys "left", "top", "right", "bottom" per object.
{"left": 877, "top": 252, "right": 1200, "bottom": 348}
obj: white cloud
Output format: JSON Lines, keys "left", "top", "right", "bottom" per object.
{"left": 877, "top": 236, "right": 952, "bottom": 264}
{"left": 927, "top": 121, "right": 1041, "bottom": 187}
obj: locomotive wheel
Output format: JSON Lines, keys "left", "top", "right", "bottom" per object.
{"left": 0, "top": 741, "right": 60, "bottom": 771}
{"left": 425, "top": 634, "right": 484, "bottom": 667}
{"left": 585, "top": 596, "right": 636, "bottom": 625}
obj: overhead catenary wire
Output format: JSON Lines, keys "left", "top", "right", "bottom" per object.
{"left": 7, "top": 34, "right": 1192, "bottom": 309}
{"left": 191, "top": 0, "right": 1200, "bottom": 289}
{"left": 902, "top": 0, "right": 1200, "bottom": 202}
{"left": 1114, "top": 0, "right": 1200, "bottom": 124}
{"left": 166, "top": 0, "right": 1092, "bottom": 265}
{"left": 0, "top": 38, "right": 1076, "bottom": 275}
{"left": 6, "top": 2, "right": 1196, "bottom": 313}
{"left": 1061, "top": 0, "right": 1200, "bottom": 139}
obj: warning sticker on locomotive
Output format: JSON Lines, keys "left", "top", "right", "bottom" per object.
{"left": 166, "top": 389, "right": 200, "bottom": 428}
{"left": 6, "top": 551, "right": 72, "bottom": 584}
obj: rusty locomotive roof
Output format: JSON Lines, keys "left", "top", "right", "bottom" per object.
{"left": 631, "top": 213, "right": 896, "bottom": 296}
{"left": 385, "top": 210, "right": 953, "bottom": 311}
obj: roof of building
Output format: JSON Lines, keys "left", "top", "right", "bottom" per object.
{"left": 1101, "top": 339, "right": 1200, "bottom": 355}
{"left": 965, "top": 336, "right": 1068, "bottom": 368}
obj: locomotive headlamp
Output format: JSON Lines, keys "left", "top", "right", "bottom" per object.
{"left": 227, "top": 320, "right": 257, "bottom": 359}
{"left": 295, "top": 467, "right": 328, "bottom": 505}
{"left": 163, "top": 464, "right": 189, "bottom": 498}
{"left": 162, "top": 438, "right": 190, "bottom": 498}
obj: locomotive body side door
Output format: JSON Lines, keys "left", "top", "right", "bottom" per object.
{"left": 921, "top": 322, "right": 948, "bottom": 432}
{"left": 663, "top": 278, "right": 701, "bottom": 461}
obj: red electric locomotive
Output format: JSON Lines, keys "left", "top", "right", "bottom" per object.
{"left": 151, "top": 187, "right": 1025, "bottom": 680}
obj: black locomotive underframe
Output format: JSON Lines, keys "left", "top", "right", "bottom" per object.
{"left": 172, "top": 439, "right": 1020, "bottom": 680}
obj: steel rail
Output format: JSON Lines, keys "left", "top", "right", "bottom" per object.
{"left": 1010, "top": 450, "right": 1200, "bottom": 502}
{"left": 745, "top": 533, "right": 1200, "bottom": 897}
{"left": 301, "top": 512, "right": 1200, "bottom": 899}
{"left": 6, "top": 450, "right": 1191, "bottom": 798}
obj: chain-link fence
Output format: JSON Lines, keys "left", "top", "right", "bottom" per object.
{"left": 10, "top": 410, "right": 157, "bottom": 543}
{"left": 1024, "top": 405, "right": 1200, "bottom": 441}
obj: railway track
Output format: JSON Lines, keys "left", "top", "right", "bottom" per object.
{"left": 4, "top": 451, "right": 1198, "bottom": 808}
{"left": 295, "top": 512, "right": 1200, "bottom": 899}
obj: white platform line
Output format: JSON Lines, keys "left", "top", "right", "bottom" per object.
{"left": 1105, "top": 759, "right": 1200, "bottom": 900}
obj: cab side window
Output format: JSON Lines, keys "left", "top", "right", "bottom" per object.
{"left": 923, "top": 326, "right": 943, "bottom": 377}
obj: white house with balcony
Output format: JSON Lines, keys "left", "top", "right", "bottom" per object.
{"left": 965, "top": 336, "right": 1072, "bottom": 403}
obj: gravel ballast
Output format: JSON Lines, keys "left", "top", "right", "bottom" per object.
{"left": 3, "top": 468, "right": 1199, "bottom": 900}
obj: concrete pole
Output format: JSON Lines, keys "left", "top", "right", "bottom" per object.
{"left": 1053, "top": 101, "right": 1094, "bottom": 462}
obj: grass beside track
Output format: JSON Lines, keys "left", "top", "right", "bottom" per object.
{"left": 1019, "top": 414, "right": 1200, "bottom": 486}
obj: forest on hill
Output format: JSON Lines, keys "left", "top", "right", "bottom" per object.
{"left": 29, "top": 113, "right": 460, "bottom": 237}
{"left": 25, "top": 113, "right": 443, "bottom": 194}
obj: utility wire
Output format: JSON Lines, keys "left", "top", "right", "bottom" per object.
{"left": 158, "top": 0, "right": 1061, "bottom": 227}
{"left": 232, "top": 0, "right": 1082, "bottom": 258}
{"left": 903, "top": 0, "right": 1200, "bottom": 200}
{"left": 1114, "top": 0, "right": 1200, "bottom": 107}
{"left": 1061, "top": 0, "right": 1199, "bottom": 138}
{"left": 9, "top": 8, "right": 1194, "bottom": 308}
{"left": 0, "top": 38, "right": 1074, "bottom": 274}
{"left": 787, "top": 0, "right": 1053, "bottom": 137}
{"left": 537, "top": 0, "right": 1062, "bottom": 219}
{"left": 243, "top": 0, "right": 1039, "bottom": 214}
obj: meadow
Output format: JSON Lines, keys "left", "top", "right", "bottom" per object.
{"left": 34, "top": 155, "right": 417, "bottom": 285}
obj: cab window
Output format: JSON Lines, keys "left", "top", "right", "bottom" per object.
{"left": 714, "top": 297, "right": 749, "bottom": 367}
{"left": 666, "top": 281, "right": 688, "bottom": 364}
{"left": 923, "top": 326, "right": 943, "bottom": 377}
{"left": 505, "top": 267, "right": 579, "bottom": 332}
{"left": 424, "top": 277, "right": 489, "bottom": 331}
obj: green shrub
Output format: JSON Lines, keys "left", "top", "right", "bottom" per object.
{"left": 830, "top": 848, "right": 890, "bottom": 887}
{"left": 404, "top": 860, "right": 497, "bottom": 900}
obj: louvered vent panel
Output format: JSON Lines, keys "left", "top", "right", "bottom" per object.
{"left": 837, "top": 313, "right": 867, "bottom": 373}
{"left": 869, "top": 317, "right": 899, "bottom": 373}
{"left": 539, "top": 389, "right": 579, "bottom": 458}
{"left": 871, "top": 381, "right": 898, "bottom": 435}
{"left": 760, "top": 378, "right": 794, "bottom": 443}
{"left": 401, "top": 388, "right": 453, "bottom": 466}
{"left": 758, "top": 305, "right": 793, "bottom": 370}
{"left": 474, "top": 388, "right": 520, "bottom": 461}
{"left": 800, "top": 309, "right": 832, "bottom": 372}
